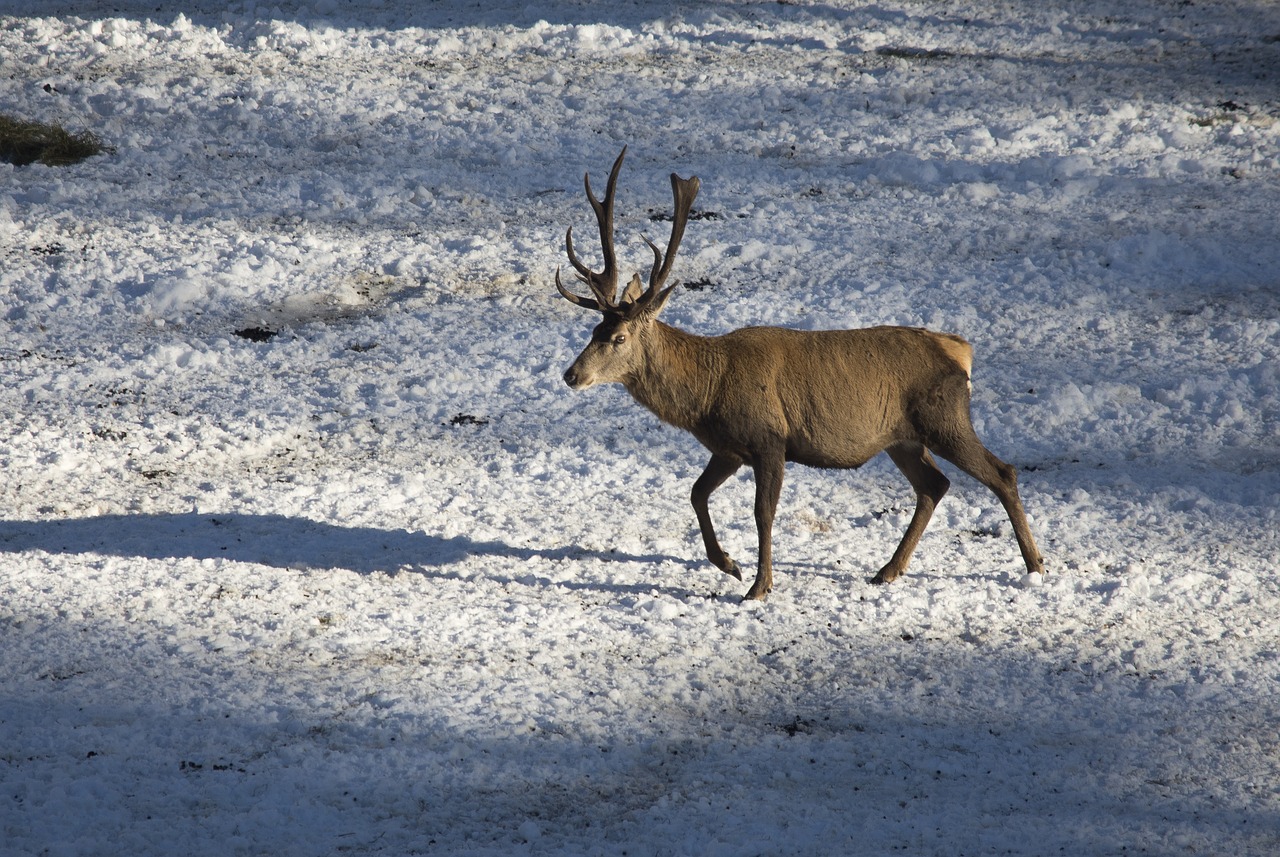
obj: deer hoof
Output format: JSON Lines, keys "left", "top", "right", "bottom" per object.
{"left": 870, "top": 565, "right": 900, "bottom": 585}
{"left": 742, "top": 587, "right": 769, "bottom": 603}
{"left": 721, "top": 558, "right": 742, "bottom": 581}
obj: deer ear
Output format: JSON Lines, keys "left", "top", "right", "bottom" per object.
{"left": 628, "top": 283, "right": 679, "bottom": 322}
{"left": 621, "top": 272, "right": 644, "bottom": 305}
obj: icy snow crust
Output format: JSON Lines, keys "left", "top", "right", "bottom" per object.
{"left": 2, "top": 0, "right": 1279, "bottom": 854}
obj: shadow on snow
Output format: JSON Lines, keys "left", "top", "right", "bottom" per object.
{"left": 0, "top": 511, "right": 689, "bottom": 594}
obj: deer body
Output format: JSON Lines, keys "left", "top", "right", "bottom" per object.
{"left": 584, "top": 324, "right": 965, "bottom": 467}
{"left": 558, "top": 150, "right": 1044, "bottom": 601}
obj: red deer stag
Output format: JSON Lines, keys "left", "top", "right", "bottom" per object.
{"left": 556, "top": 148, "right": 1044, "bottom": 601}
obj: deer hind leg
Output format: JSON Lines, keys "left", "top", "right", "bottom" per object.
{"left": 872, "top": 442, "right": 951, "bottom": 584}
{"left": 923, "top": 378, "right": 1046, "bottom": 577}
{"left": 691, "top": 454, "right": 743, "bottom": 580}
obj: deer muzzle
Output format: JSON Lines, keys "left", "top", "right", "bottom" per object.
{"left": 563, "top": 353, "right": 602, "bottom": 389}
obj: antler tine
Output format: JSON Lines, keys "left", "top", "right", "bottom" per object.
{"left": 631, "top": 172, "right": 700, "bottom": 312}
{"left": 555, "top": 266, "right": 601, "bottom": 311}
{"left": 561, "top": 147, "right": 627, "bottom": 310}
{"left": 564, "top": 226, "right": 613, "bottom": 308}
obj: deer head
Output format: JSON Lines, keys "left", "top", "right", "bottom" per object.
{"left": 558, "top": 147, "right": 700, "bottom": 389}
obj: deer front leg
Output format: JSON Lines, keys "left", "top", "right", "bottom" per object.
{"left": 691, "top": 454, "right": 743, "bottom": 580}
{"left": 744, "top": 452, "right": 785, "bottom": 602}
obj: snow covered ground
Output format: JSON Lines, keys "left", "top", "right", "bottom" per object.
{"left": 2, "top": 0, "right": 1278, "bottom": 853}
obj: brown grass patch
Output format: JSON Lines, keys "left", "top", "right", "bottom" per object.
{"left": 0, "top": 115, "right": 106, "bottom": 166}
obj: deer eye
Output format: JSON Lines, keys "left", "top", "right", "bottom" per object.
{"left": 612, "top": 333, "right": 627, "bottom": 345}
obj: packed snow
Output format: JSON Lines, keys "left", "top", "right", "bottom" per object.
{"left": 2, "top": 0, "right": 1279, "bottom": 854}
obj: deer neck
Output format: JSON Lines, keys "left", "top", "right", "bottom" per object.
{"left": 624, "top": 322, "right": 721, "bottom": 431}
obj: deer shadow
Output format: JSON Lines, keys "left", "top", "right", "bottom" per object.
{"left": 0, "top": 512, "right": 691, "bottom": 596}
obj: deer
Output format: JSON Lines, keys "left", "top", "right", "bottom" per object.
{"left": 556, "top": 148, "right": 1045, "bottom": 601}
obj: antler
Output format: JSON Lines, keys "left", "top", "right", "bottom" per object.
{"left": 628, "top": 172, "right": 700, "bottom": 317}
{"left": 556, "top": 147, "right": 626, "bottom": 312}
{"left": 556, "top": 148, "right": 701, "bottom": 317}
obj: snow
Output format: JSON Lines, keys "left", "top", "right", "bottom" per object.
{"left": 2, "top": 0, "right": 1279, "bottom": 854}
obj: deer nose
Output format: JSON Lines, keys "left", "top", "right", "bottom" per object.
{"left": 563, "top": 368, "right": 578, "bottom": 387}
